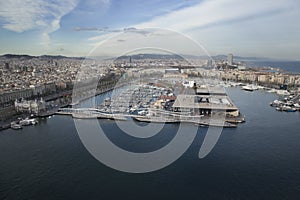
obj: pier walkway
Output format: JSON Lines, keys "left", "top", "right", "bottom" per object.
{"left": 56, "top": 108, "right": 243, "bottom": 127}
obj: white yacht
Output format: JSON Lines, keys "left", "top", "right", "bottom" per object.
{"left": 242, "top": 85, "right": 258, "bottom": 92}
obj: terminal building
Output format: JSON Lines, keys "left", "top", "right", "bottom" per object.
{"left": 172, "top": 86, "right": 240, "bottom": 117}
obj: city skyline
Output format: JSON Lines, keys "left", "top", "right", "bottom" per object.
{"left": 0, "top": 0, "right": 300, "bottom": 60}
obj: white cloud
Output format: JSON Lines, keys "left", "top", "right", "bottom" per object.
{"left": 88, "top": 0, "right": 297, "bottom": 52}
{"left": 86, "top": 28, "right": 210, "bottom": 59}
{"left": 0, "top": 0, "right": 79, "bottom": 32}
{"left": 79, "top": 0, "right": 299, "bottom": 59}
{"left": 135, "top": 0, "right": 295, "bottom": 32}
{"left": 0, "top": 0, "right": 79, "bottom": 46}
{"left": 83, "top": 0, "right": 111, "bottom": 9}
{"left": 187, "top": 7, "right": 300, "bottom": 59}
{"left": 99, "top": 0, "right": 298, "bottom": 59}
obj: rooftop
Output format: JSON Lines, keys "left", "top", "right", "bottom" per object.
{"left": 172, "top": 94, "right": 238, "bottom": 111}
{"left": 196, "top": 86, "right": 226, "bottom": 95}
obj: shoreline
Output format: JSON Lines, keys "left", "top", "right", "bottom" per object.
{"left": 0, "top": 78, "right": 125, "bottom": 131}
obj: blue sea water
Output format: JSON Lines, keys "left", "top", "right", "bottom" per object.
{"left": 0, "top": 87, "right": 300, "bottom": 199}
{"left": 245, "top": 60, "right": 300, "bottom": 73}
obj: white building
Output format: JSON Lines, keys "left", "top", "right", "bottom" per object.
{"left": 182, "top": 80, "right": 195, "bottom": 88}
{"left": 15, "top": 98, "right": 46, "bottom": 114}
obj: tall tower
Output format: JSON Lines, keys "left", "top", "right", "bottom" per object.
{"left": 4, "top": 62, "right": 9, "bottom": 70}
{"left": 228, "top": 53, "right": 233, "bottom": 65}
{"left": 207, "top": 59, "right": 212, "bottom": 67}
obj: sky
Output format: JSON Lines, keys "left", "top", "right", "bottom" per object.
{"left": 0, "top": 0, "right": 299, "bottom": 60}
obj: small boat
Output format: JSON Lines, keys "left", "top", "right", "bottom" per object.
{"left": 270, "top": 99, "right": 283, "bottom": 107}
{"left": 277, "top": 90, "right": 290, "bottom": 96}
{"left": 284, "top": 107, "right": 297, "bottom": 112}
{"left": 277, "top": 106, "right": 297, "bottom": 112}
{"left": 294, "top": 103, "right": 300, "bottom": 108}
{"left": 28, "top": 118, "right": 38, "bottom": 125}
{"left": 10, "top": 122, "right": 22, "bottom": 130}
{"left": 257, "top": 86, "right": 265, "bottom": 90}
{"left": 268, "top": 88, "right": 277, "bottom": 93}
{"left": 19, "top": 119, "right": 30, "bottom": 126}
{"left": 19, "top": 118, "right": 38, "bottom": 126}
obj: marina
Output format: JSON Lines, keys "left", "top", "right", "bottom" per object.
{"left": 56, "top": 82, "right": 245, "bottom": 128}
{"left": 5, "top": 79, "right": 299, "bottom": 131}
{"left": 270, "top": 93, "right": 300, "bottom": 112}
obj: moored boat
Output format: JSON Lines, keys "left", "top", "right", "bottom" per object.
{"left": 276, "top": 106, "right": 297, "bottom": 112}
{"left": 242, "top": 85, "right": 258, "bottom": 92}
{"left": 270, "top": 99, "right": 283, "bottom": 107}
{"left": 19, "top": 118, "right": 38, "bottom": 126}
{"left": 10, "top": 122, "right": 22, "bottom": 130}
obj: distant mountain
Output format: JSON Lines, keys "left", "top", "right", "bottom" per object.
{"left": 39, "top": 55, "right": 86, "bottom": 60}
{"left": 1, "top": 54, "right": 36, "bottom": 59}
{"left": 0, "top": 54, "right": 85, "bottom": 60}
{"left": 0, "top": 53, "right": 276, "bottom": 62}
{"left": 114, "top": 53, "right": 271, "bottom": 61}
{"left": 115, "top": 53, "right": 185, "bottom": 60}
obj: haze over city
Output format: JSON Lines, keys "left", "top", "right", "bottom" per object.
{"left": 0, "top": 0, "right": 300, "bottom": 60}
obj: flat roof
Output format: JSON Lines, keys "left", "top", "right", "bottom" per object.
{"left": 196, "top": 86, "right": 226, "bottom": 95}
{"left": 172, "top": 94, "right": 238, "bottom": 111}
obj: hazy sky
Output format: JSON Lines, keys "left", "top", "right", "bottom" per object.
{"left": 0, "top": 0, "right": 299, "bottom": 59}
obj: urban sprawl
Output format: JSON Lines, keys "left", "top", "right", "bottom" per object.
{"left": 1, "top": 54, "right": 300, "bottom": 130}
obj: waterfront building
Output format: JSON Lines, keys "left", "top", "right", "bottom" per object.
{"left": 14, "top": 98, "right": 46, "bottom": 114}
{"left": 0, "top": 89, "right": 33, "bottom": 104}
{"left": 258, "top": 74, "right": 268, "bottom": 83}
{"left": 172, "top": 86, "right": 240, "bottom": 117}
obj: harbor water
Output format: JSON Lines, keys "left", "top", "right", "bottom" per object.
{"left": 1, "top": 87, "right": 300, "bottom": 199}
